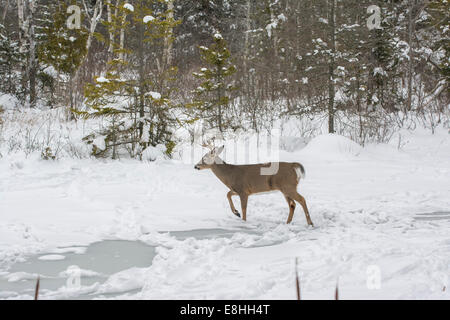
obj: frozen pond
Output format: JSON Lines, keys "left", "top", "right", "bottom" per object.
{"left": 0, "top": 228, "right": 264, "bottom": 299}
{"left": 168, "top": 227, "right": 260, "bottom": 240}
{"left": 0, "top": 240, "right": 156, "bottom": 299}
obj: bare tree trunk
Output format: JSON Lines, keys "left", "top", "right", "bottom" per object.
{"left": 112, "top": 115, "right": 117, "bottom": 159}
{"left": 83, "top": 0, "right": 103, "bottom": 53}
{"left": 243, "top": 0, "right": 251, "bottom": 97}
{"left": 71, "top": 0, "right": 103, "bottom": 111}
{"left": 328, "top": 0, "right": 336, "bottom": 133}
{"left": 28, "top": 0, "right": 36, "bottom": 107}
{"left": 68, "top": 74, "right": 75, "bottom": 120}
{"left": 107, "top": 1, "right": 114, "bottom": 55}
{"left": 107, "top": 0, "right": 120, "bottom": 59}
{"left": 119, "top": 13, "right": 126, "bottom": 61}
{"left": 1, "top": 0, "right": 9, "bottom": 23}
{"left": 17, "top": 0, "right": 27, "bottom": 95}
{"left": 406, "top": 1, "right": 414, "bottom": 111}
{"left": 164, "top": 0, "right": 174, "bottom": 67}
{"left": 268, "top": 0, "right": 277, "bottom": 58}
{"left": 17, "top": 0, "right": 24, "bottom": 46}
{"left": 17, "top": 0, "right": 36, "bottom": 107}
{"left": 244, "top": 0, "right": 251, "bottom": 71}
{"left": 217, "top": 67, "right": 223, "bottom": 132}
{"left": 137, "top": 4, "right": 145, "bottom": 147}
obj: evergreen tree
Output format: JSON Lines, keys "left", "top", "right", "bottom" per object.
{"left": 189, "top": 32, "right": 236, "bottom": 133}
{"left": 82, "top": 0, "right": 179, "bottom": 159}
{"left": 37, "top": 1, "right": 89, "bottom": 110}
{"left": 0, "top": 21, "right": 22, "bottom": 96}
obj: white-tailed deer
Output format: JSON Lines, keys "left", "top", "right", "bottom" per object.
{"left": 194, "top": 145, "right": 313, "bottom": 226}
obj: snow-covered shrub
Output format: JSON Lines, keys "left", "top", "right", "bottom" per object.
{"left": 41, "top": 146, "right": 56, "bottom": 160}
{"left": 142, "top": 144, "right": 167, "bottom": 162}
{"left": 0, "top": 107, "right": 94, "bottom": 159}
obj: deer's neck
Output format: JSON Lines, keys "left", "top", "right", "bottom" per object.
{"left": 211, "top": 162, "right": 234, "bottom": 188}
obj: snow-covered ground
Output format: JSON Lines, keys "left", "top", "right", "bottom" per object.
{"left": 0, "top": 125, "right": 449, "bottom": 299}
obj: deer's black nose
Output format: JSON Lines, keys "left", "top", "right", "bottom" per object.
{"left": 194, "top": 165, "right": 200, "bottom": 170}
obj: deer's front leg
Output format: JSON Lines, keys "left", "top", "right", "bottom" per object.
{"left": 239, "top": 194, "right": 248, "bottom": 221}
{"left": 227, "top": 191, "right": 240, "bottom": 217}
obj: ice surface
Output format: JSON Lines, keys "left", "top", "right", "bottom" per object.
{"left": 38, "top": 255, "right": 66, "bottom": 261}
{"left": 0, "top": 241, "right": 155, "bottom": 299}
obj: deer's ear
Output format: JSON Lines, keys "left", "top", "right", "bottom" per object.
{"left": 216, "top": 145, "right": 225, "bottom": 155}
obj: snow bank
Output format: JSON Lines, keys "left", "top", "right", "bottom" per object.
{"left": 142, "top": 144, "right": 166, "bottom": 162}
{"left": 0, "top": 93, "right": 19, "bottom": 110}
{"left": 301, "top": 133, "right": 363, "bottom": 159}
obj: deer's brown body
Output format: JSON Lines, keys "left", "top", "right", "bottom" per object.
{"left": 195, "top": 146, "right": 314, "bottom": 225}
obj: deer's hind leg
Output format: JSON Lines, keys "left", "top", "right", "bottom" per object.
{"left": 284, "top": 195, "right": 296, "bottom": 224}
{"left": 227, "top": 191, "right": 240, "bottom": 217}
{"left": 239, "top": 194, "right": 248, "bottom": 221}
{"left": 291, "top": 192, "right": 313, "bottom": 226}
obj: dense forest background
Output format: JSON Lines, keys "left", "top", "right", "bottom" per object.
{"left": 0, "top": 0, "right": 448, "bottom": 159}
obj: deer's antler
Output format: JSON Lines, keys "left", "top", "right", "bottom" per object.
{"left": 201, "top": 137, "right": 216, "bottom": 151}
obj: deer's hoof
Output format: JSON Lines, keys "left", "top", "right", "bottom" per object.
{"left": 234, "top": 211, "right": 241, "bottom": 218}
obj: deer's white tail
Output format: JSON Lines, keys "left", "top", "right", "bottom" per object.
{"left": 294, "top": 164, "right": 305, "bottom": 181}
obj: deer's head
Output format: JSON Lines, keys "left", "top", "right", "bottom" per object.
{"left": 194, "top": 145, "right": 225, "bottom": 170}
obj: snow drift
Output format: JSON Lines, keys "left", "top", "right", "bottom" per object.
{"left": 300, "top": 133, "right": 363, "bottom": 159}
